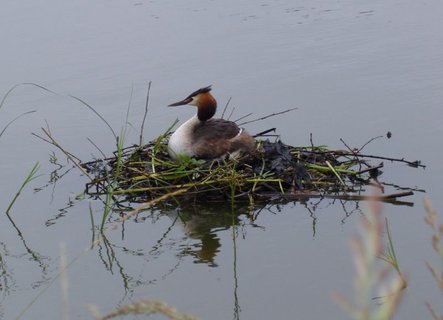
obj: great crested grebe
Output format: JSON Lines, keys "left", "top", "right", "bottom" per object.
{"left": 167, "top": 86, "right": 256, "bottom": 160}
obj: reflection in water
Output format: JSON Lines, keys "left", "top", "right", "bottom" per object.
{"left": 1, "top": 210, "right": 51, "bottom": 301}
{"left": 232, "top": 225, "right": 241, "bottom": 320}
{"left": 93, "top": 229, "right": 175, "bottom": 301}
{"left": 162, "top": 201, "right": 246, "bottom": 319}
{"left": 32, "top": 156, "right": 78, "bottom": 227}
{"left": 115, "top": 194, "right": 416, "bottom": 271}
{"left": 4, "top": 179, "right": 417, "bottom": 319}
{"left": 0, "top": 242, "right": 16, "bottom": 295}
{"left": 164, "top": 203, "right": 242, "bottom": 267}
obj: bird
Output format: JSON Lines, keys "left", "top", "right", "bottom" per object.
{"left": 167, "top": 86, "right": 256, "bottom": 160}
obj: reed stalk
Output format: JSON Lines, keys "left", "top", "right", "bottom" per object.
{"left": 333, "top": 199, "right": 406, "bottom": 319}
{"left": 424, "top": 198, "right": 443, "bottom": 319}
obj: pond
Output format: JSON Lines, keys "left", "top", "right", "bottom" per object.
{"left": 1, "top": 0, "right": 442, "bottom": 319}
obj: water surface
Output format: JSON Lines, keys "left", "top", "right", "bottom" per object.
{"left": 1, "top": 0, "right": 442, "bottom": 319}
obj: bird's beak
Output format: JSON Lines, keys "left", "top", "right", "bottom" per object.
{"left": 168, "top": 97, "right": 192, "bottom": 107}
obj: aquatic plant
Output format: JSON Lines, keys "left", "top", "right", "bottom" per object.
{"left": 5, "top": 162, "right": 41, "bottom": 215}
{"left": 333, "top": 197, "right": 406, "bottom": 319}
{"left": 424, "top": 198, "right": 443, "bottom": 320}
{"left": 334, "top": 197, "right": 443, "bottom": 320}
{"left": 379, "top": 218, "right": 407, "bottom": 288}
{"left": 89, "top": 299, "right": 198, "bottom": 320}
{"left": 82, "top": 134, "right": 421, "bottom": 207}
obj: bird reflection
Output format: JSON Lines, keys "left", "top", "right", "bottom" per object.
{"left": 164, "top": 201, "right": 245, "bottom": 267}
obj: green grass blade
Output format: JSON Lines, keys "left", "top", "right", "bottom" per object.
{"left": 69, "top": 95, "right": 117, "bottom": 140}
{"left": 0, "top": 110, "right": 36, "bottom": 138}
{"left": 0, "top": 83, "right": 56, "bottom": 112}
{"left": 5, "top": 162, "right": 41, "bottom": 214}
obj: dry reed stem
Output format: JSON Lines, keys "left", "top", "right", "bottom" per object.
{"left": 90, "top": 299, "right": 198, "bottom": 320}
{"left": 41, "top": 127, "right": 92, "bottom": 179}
{"left": 424, "top": 197, "right": 443, "bottom": 319}
{"left": 333, "top": 193, "right": 406, "bottom": 319}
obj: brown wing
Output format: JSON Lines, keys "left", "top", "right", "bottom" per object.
{"left": 193, "top": 119, "right": 241, "bottom": 141}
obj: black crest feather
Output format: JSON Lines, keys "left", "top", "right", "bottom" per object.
{"left": 186, "top": 85, "right": 212, "bottom": 99}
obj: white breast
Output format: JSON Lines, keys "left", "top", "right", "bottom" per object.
{"left": 168, "top": 115, "right": 200, "bottom": 160}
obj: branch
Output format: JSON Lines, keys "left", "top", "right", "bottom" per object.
{"left": 40, "top": 128, "right": 92, "bottom": 180}
{"left": 238, "top": 107, "right": 297, "bottom": 126}
{"left": 309, "top": 150, "right": 425, "bottom": 169}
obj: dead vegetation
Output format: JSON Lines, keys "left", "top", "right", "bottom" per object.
{"left": 81, "top": 132, "right": 423, "bottom": 205}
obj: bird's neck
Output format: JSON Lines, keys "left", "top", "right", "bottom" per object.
{"left": 196, "top": 99, "right": 217, "bottom": 122}
{"left": 178, "top": 115, "right": 202, "bottom": 134}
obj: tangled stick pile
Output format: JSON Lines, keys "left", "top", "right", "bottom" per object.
{"left": 82, "top": 135, "right": 423, "bottom": 204}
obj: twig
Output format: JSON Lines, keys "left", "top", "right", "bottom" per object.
{"left": 227, "top": 106, "right": 236, "bottom": 120}
{"left": 32, "top": 132, "right": 82, "bottom": 163}
{"left": 81, "top": 144, "right": 142, "bottom": 166}
{"left": 311, "top": 150, "right": 425, "bottom": 169}
{"left": 40, "top": 128, "right": 92, "bottom": 179}
{"left": 310, "top": 133, "right": 314, "bottom": 149}
{"left": 357, "top": 163, "right": 384, "bottom": 175}
{"left": 381, "top": 182, "right": 425, "bottom": 193}
{"left": 221, "top": 97, "right": 231, "bottom": 119}
{"left": 253, "top": 128, "right": 276, "bottom": 138}
{"left": 118, "top": 189, "right": 188, "bottom": 222}
{"left": 31, "top": 132, "right": 53, "bottom": 144}
{"left": 358, "top": 135, "right": 384, "bottom": 153}
{"left": 339, "top": 138, "right": 357, "bottom": 154}
{"left": 87, "top": 137, "right": 107, "bottom": 159}
{"left": 233, "top": 112, "right": 253, "bottom": 123}
{"left": 139, "top": 81, "right": 151, "bottom": 145}
{"left": 256, "top": 191, "right": 414, "bottom": 201}
{"left": 238, "top": 107, "right": 297, "bottom": 126}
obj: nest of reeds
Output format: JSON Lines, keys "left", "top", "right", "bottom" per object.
{"left": 82, "top": 133, "right": 423, "bottom": 204}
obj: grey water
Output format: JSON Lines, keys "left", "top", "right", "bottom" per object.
{"left": 1, "top": 0, "right": 443, "bottom": 319}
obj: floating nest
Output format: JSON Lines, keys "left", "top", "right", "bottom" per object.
{"left": 81, "top": 133, "right": 423, "bottom": 205}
